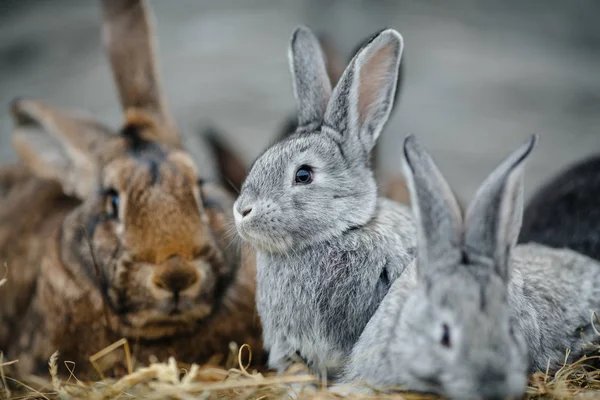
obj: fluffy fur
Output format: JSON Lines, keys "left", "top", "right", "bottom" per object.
{"left": 0, "top": 0, "right": 260, "bottom": 379}
{"left": 275, "top": 31, "right": 411, "bottom": 205}
{"left": 519, "top": 154, "right": 600, "bottom": 260}
{"left": 234, "top": 26, "right": 416, "bottom": 379}
{"left": 345, "top": 135, "right": 600, "bottom": 399}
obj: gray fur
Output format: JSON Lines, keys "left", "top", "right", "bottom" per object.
{"left": 345, "top": 135, "right": 600, "bottom": 399}
{"left": 289, "top": 26, "right": 333, "bottom": 129}
{"left": 234, "top": 26, "right": 415, "bottom": 379}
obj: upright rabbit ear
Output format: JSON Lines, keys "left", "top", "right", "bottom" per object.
{"left": 202, "top": 127, "right": 248, "bottom": 195}
{"left": 324, "top": 29, "right": 403, "bottom": 158}
{"left": 11, "top": 99, "right": 115, "bottom": 199}
{"left": 101, "top": 0, "right": 178, "bottom": 143}
{"left": 464, "top": 135, "right": 537, "bottom": 281}
{"left": 289, "top": 26, "right": 333, "bottom": 130}
{"left": 402, "top": 135, "right": 463, "bottom": 278}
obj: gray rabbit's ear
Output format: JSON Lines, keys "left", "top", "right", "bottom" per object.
{"left": 403, "top": 135, "right": 463, "bottom": 277}
{"left": 288, "top": 26, "right": 333, "bottom": 130}
{"left": 464, "top": 135, "right": 537, "bottom": 281}
{"left": 324, "top": 29, "right": 403, "bottom": 157}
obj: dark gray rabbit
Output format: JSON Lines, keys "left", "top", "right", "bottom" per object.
{"left": 519, "top": 154, "right": 600, "bottom": 260}
{"left": 233, "top": 26, "right": 416, "bottom": 379}
{"left": 345, "top": 135, "right": 600, "bottom": 399}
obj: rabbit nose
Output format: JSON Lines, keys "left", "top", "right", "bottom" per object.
{"left": 152, "top": 266, "right": 198, "bottom": 294}
{"left": 241, "top": 206, "right": 253, "bottom": 217}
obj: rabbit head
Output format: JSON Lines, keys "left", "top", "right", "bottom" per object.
{"left": 234, "top": 26, "right": 403, "bottom": 253}
{"left": 10, "top": 0, "right": 243, "bottom": 340}
{"left": 396, "top": 135, "right": 536, "bottom": 399}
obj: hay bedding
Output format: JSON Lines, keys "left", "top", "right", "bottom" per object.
{"left": 1, "top": 340, "right": 599, "bottom": 400}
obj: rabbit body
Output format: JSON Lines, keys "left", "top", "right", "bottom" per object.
{"left": 0, "top": 136, "right": 260, "bottom": 379}
{"left": 346, "top": 136, "right": 600, "bottom": 399}
{"left": 0, "top": 0, "right": 261, "bottom": 378}
{"left": 0, "top": 167, "right": 78, "bottom": 350}
{"left": 347, "top": 244, "right": 600, "bottom": 389}
{"left": 257, "top": 198, "right": 414, "bottom": 378}
{"left": 519, "top": 155, "right": 600, "bottom": 261}
{"left": 234, "top": 27, "right": 415, "bottom": 378}
{"left": 509, "top": 244, "right": 600, "bottom": 370}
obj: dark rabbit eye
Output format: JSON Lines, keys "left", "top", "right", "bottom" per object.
{"left": 441, "top": 324, "right": 452, "bottom": 348}
{"left": 295, "top": 165, "right": 313, "bottom": 184}
{"left": 106, "top": 189, "right": 120, "bottom": 219}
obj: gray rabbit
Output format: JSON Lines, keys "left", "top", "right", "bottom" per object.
{"left": 345, "top": 135, "right": 600, "bottom": 399}
{"left": 233, "top": 26, "right": 416, "bottom": 379}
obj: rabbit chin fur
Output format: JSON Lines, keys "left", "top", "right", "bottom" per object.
{"left": 344, "top": 136, "right": 600, "bottom": 400}
{"left": 234, "top": 26, "right": 416, "bottom": 378}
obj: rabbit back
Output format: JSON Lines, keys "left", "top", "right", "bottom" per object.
{"left": 257, "top": 198, "right": 415, "bottom": 377}
{"left": 0, "top": 166, "right": 78, "bottom": 351}
{"left": 509, "top": 243, "right": 600, "bottom": 370}
{"left": 519, "top": 155, "right": 600, "bottom": 260}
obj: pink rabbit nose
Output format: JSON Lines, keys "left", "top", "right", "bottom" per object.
{"left": 241, "top": 207, "right": 253, "bottom": 217}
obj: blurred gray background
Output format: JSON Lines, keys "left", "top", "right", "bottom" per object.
{"left": 0, "top": 0, "right": 599, "bottom": 200}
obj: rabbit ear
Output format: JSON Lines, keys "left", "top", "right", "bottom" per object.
{"left": 11, "top": 99, "right": 115, "bottom": 199}
{"left": 202, "top": 128, "right": 248, "bottom": 195}
{"left": 464, "top": 135, "right": 537, "bottom": 281}
{"left": 403, "top": 135, "right": 463, "bottom": 277}
{"left": 324, "top": 29, "right": 403, "bottom": 157}
{"left": 279, "top": 32, "right": 343, "bottom": 141}
{"left": 288, "top": 26, "right": 333, "bottom": 130}
{"left": 101, "top": 0, "right": 177, "bottom": 143}
{"left": 317, "top": 34, "right": 345, "bottom": 88}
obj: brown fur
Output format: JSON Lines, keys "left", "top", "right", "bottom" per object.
{"left": 0, "top": 0, "right": 260, "bottom": 380}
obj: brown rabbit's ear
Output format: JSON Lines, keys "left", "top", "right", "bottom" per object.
{"left": 202, "top": 128, "right": 248, "bottom": 195}
{"left": 384, "top": 175, "right": 411, "bottom": 205}
{"left": 101, "top": 0, "right": 177, "bottom": 143}
{"left": 11, "top": 99, "right": 115, "bottom": 199}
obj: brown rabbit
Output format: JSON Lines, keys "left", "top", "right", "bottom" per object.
{"left": 0, "top": 0, "right": 260, "bottom": 379}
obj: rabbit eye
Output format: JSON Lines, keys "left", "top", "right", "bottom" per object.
{"left": 105, "top": 189, "right": 120, "bottom": 219}
{"left": 441, "top": 324, "right": 452, "bottom": 348}
{"left": 295, "top": 165, "right": 313, "bottom": 184}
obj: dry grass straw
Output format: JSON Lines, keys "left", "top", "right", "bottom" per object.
{"left": 0, "top": 262, "right": 8, "bottom": 288}
{"left": 0, "top": 339, "right": 597, "bottom": 400}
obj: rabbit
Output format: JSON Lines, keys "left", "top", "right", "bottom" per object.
{"left": 275, "top": 31, "right": 412, "bottom": 206}
{"left": 0, "top": 0, "right": 261, "bottom": 379}
{"left": 344, "top": 134, "right": 600, "bottom": 399}
{"left": 519, "top": 153, "right": 600, "bottom": 261}
{"left": 200, "top": 126, "right": 249, "bottom": 196}
{"left": 233, "top": 25, "right": 417, "bottom": 380}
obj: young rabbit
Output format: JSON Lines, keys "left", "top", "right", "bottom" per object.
{"left": 0, "top": 0, "right": 260, "bottom": 378}
{"left": 519, "top": 154, "right": 600, "bottom": 261}
{"left": 345, "top": 135, "right": 600, "bottom": 399}
{"left": 233, "top": 26, "right": 416, "bottom": 379}
{"left": 275, "top": 32, "right": 411, "bottom": 205}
